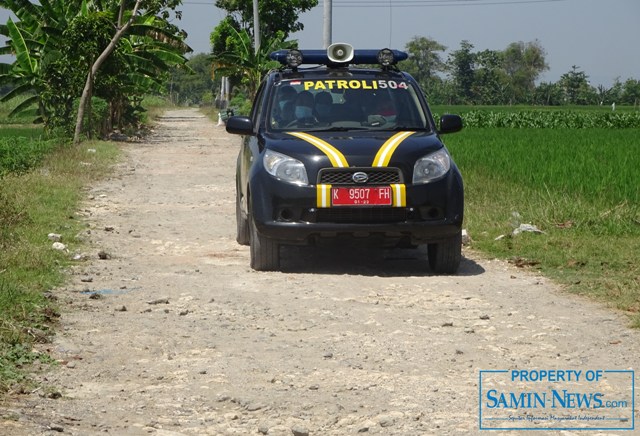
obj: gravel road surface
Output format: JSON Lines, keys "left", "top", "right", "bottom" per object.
{"left": 2, "top": 108, "right": 638, "bottom": 435}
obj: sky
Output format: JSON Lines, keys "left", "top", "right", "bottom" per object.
{"left": 1, "top": 0, "right": 639, "bottom": 87}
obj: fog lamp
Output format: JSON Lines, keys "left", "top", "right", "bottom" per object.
{"left": 377, "top": 48, "right": 395, "bottom": 67}
{"left": 286, "top": 50, "right": 303, "bottom": 68}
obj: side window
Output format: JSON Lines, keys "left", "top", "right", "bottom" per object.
{"left": 395, "top": 88, "right": 428, "bottom": 128}
{"left": 251, "top": 82, "right": 268, "bottom": 131}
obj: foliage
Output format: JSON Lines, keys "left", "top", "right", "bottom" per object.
{"left": 39, "top": 11, "right": 117, "bottom": 134}
{"left": 620, "top": 78, "right": 640, "bottom": 106}
{"left": 0, "top": 0, "right": 190, "bottom": 138}
{"left": 228, "top": 88, "right": 252, "bottom": 115}
{"left": 167, "top": 53, "right": 217, "bottom": 105}
{"left": 213, "top": 0, "right": 317, "bottom": 43}
{"left": 403, "top": 37, "right": 638, "bottom": 107}
{"left": 438, "top": 39, "right": 549, "bottom": 105}
{"left": 532, "top": 81, "right": 565, "bottom": 106}
{"left": 0, "top": 105, "right": 37, "bottom": 125}
{"left": 210, "top": 0, "right": 313, "bottom": 103}
{"left": 211, "top": 27, "right": 286, "bottom": 99}
{"left": 0, "top": 136, "right": 55, "bottom": 178}
{"left": 447, "top": 40, "right": 475, "bottom": 104}
{"left": 559, "top": 65, "right": 596, "bottom": 105}
{"left": 402, "top": 36, "right": 447, "bottom": 101}
{"left": 472, "top": 49, "right": 508, "bottom": 105}
{"left": 502, "top": 40, "right": 548, "bottom": 103}
{"left": 74, "top": 96, "right": 110, "bottom": 137}
{"left": 210, "top": 15, "right": 241, "bottom": 56}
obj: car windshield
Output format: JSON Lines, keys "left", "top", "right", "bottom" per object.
{"left": 268, "top": 78, "right": 431, "bottom": 132}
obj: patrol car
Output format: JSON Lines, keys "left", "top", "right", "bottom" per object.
{"left": 226, "top": 43, "right": 464, "bottom": 273}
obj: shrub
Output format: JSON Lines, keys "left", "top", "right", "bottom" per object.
{"left": 0, "top": 137, "right": 56, "bottom": 178}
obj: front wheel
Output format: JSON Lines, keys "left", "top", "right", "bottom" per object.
{"left": 249, "top": 215, "right": 280, "bottom": 271}
{"left": 235, "top": 192, "right": 249, "bottom": 246}
{"left": 427, "top": 231, "right": 462, "bottom": 275}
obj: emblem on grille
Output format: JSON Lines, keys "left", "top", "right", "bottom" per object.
{"left": 352, "top": 171, "right": 369, "bottom": 183}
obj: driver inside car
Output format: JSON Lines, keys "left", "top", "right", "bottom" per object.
{"left": 273, "top": 85, "right": 297, "bottom": 126}
{"left": 293, "top": 91, "right": 315, "bottom": 122}
{"left": 314, "top": 91, "right": 333, "bottom": 122}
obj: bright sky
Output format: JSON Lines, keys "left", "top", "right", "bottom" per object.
{"left": 2, "top": 0, "right": 639, "bottom": 87}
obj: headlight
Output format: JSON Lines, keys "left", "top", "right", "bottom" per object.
{"left": 263, "top": 150, "right": 308, "bottom": 185}
{"left": 412, "top": 148, "right": 451, "bottom": 184}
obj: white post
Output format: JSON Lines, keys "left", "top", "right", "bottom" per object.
{"left": 253, "top": 0, "right": 260, "bottom": 54}
{"left": 323, "top": 0, "right": 332, "bottom": 49}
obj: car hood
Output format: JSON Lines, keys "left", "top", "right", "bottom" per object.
{"left": 263, "top": 130, "right": 444, "bottom": 169}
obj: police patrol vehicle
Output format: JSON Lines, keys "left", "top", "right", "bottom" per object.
{"left": 226, "top": 43, "right": 464, "bottom": 273}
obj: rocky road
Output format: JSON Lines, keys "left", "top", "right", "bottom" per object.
{"left": 2, "top": 108, "right": 638, "bottom": 435}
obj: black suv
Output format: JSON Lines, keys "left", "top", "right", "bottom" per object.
{"left": 226, "top": 44, "right": 464, "bottom": 273}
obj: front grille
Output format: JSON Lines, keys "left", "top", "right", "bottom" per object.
{"left": 318, "top": 167, "right": 402, "bottom": 185}
{"left": 314, "top": 207, "right": 409, "bottom": 224}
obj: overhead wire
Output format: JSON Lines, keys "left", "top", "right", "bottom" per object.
{"left": 324, "top": 0, "right": 567, "bottom": 7}
{"left": 181, "top": 0, "right": 568, "bottom": 6}
{"left": 182, "top": 0, "right": 567, "bottom": 7}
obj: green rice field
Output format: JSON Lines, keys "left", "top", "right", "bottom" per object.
{"left": 444, "top": 125, "right": 640, "bottom": 324}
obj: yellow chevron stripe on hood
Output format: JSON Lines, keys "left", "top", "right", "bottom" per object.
{"left": 287, "top": 132, "right": 349, "bottom": 167}
{"left": 372, "top": 131, "right": 415, "bottom": 167}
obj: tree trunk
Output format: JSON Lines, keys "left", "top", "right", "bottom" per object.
{"left": 75, "top": 71, "right": 93, "bottom": 142}
{"left": 73, "top": 0, "right": 142, "bottom": 144}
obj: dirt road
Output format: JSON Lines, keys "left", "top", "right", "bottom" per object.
{"left": 3, "top": 108, "right": 638, "bottom": 435}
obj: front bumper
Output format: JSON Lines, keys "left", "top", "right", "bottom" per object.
{"left": 249, "top": 168, "right": 464, "bottom": 246}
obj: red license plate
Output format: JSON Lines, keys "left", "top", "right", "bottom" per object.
{"left": 331, "top": 186, "right": 392, "bottom": 206}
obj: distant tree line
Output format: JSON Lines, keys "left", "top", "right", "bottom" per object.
{"left": 174, "top": 33, "right": 639, "bottom": 110}
{"left": 403, "top": 37, "right": 640, "bottom": 107}
{"left": 88, "top": 0, "right": 639, "bottom": 112}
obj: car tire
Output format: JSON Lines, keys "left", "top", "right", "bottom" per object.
{"left": 249, "top": 215, "right": 280, "bottom": 271}
{"left": 236, "top": 193, "right": 249, "bottom": 246}
{"left": 427, "top": 231, "right": 462, "bottom": 274}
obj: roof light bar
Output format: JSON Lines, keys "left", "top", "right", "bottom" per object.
{"left": 270, "top": 45, "right": 408, "bottom": 68}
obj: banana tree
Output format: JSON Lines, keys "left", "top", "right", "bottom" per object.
{"left": 73, "top": 0, "right": 189, "bottom": 143}
{"left": 212, "top": 27, "right": 289, "bottom": 100}
{"left": 0, "top": 0, "right": 92, "bottom": 121}
{"left": 2, "top": 0, "right": 189, "bottom": 139}
{"left": 0, "top": 17, "right": 45, "bottom": 119}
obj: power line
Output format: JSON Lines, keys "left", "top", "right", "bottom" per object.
{"left": 323, "top": 0, "right": 568, "bottom": 7}
{"left": 181, "top": 0, "right": 567, "bottom": 5}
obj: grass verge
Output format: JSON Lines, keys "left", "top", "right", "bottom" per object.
{"left": 0, "top": 139, "right": 120, "bottom": 394}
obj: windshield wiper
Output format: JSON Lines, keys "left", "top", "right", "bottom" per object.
{"left": 390, "top": 125, "right": 428, "bottom": 131}
{"left": 371, "top": 126, "right": 430, "bottom": 133}
{"left": 306, "top": 126, "right": 369, "bottom": 132}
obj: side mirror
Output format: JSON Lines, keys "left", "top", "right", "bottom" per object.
{"left": 225, "top": 116, "right": 254, "bottom": 135}
{"left": 438, "top": 114, "right": 463, "bottom": 134}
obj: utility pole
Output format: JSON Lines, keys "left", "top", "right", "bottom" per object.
{"left": 323, "top": 0, "right": 332, "bottom": 48}
{"left": 253, "top": 0, "right": 260, "bottom": 54}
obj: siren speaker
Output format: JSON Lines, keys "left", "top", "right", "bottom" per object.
{"left": 327, "top": 43, "right": 354, "bottom": 63}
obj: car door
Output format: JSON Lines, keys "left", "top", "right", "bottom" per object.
{"left": 238, "top": 81, "right": 269, "bottom": 215}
